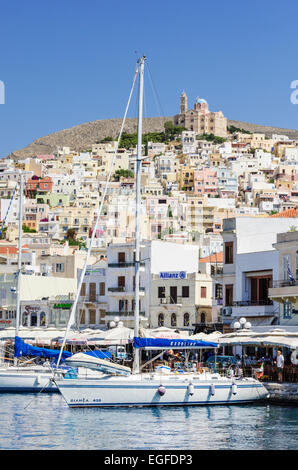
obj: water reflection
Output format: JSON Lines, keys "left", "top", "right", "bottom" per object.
{"left": 0, "top": 394, "right": 297, "bottom": 450}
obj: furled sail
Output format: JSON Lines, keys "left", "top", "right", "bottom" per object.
{"left": 133, "top": 337, "right": 219, "bottom": 350}
{"left": 14, "top": 336, "right": 72, "bottom": 361}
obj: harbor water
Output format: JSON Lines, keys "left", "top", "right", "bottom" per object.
{"left": 0, "top": 393, "right": 297, "bottom": 450}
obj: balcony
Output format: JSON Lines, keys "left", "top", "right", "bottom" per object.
{"left": 269, "top": 279, "right": 298, "bottom": 303}
{"left": 159, "top": 296, "right": 183, "bottom": 305}
{"left": 108, "top": 286, "right": 145, "bottom": 296}
{"left": 233, "top": 300, "right": 273, "bottom": 307}
{"left": 108, "top": 262, "right": 145, "bottom": 268}
{"left": 108, "top": 286, "right": 125, "bottom": 292}
{"left": 79, "top": 295, "right": 107, "bottom": 303}
{"left": 232, "top": 299, "right": 274, "bottom": 318}
{"left": 105, "top": 311, "right": 146, "bottom": 317}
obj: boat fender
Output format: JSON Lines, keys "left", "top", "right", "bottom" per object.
{"left": 188, "top": 383, "right": 194, "bottom": 396}
{"left": 210, "top": 384, "right": 215, "bottom": 396}
{"left": 232, "top": 383, "right": 237, "bottom": 395}
{"left": 158, "top": 385, "right": 166, "bottom": 396}
{"left": 36, "top": 375, "right": 41, "bottom": 385}
{"left": 290, "top": 348, "right": 298, "bottom": 365}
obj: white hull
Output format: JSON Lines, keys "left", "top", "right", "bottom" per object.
{"left": 55, "top": 372, "right": 268, "bottom": 407}
{"left": 0, "top": 367, "right": 58, "bottom": 393}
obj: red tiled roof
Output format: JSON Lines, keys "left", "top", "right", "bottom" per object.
{"left": 199, "top": 252, "right": 223, "bottom": 263}
{"left": 269, "top": 207, "right": 298, "bottom": 218}
{"left": 0, "top": 244, "right": 29, "bottom": 255}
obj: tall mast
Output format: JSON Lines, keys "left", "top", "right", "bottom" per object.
{"left": 133, "top": 56, "right": 145, "bottom": 374}
{"left": 14, "top": 173, "right": 23, "bottom": 364}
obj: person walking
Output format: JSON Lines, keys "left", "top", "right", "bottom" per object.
{"left": 275, "top": 350, "right": 284, "bottom": 383}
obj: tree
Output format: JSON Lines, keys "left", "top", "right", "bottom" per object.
{"left": 196, "top": 133, "right": 226, "bottom": 144}
{"left": 114, "top": 169, "right": 134, "bottom": 181}
{"left": 22, "top": 224, "right": 36, "bottom": 233}
{"left": 66, "top": 228, "right": 77, "bottom": 242}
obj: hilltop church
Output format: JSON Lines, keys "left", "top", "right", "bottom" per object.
{"left": 174, "top": 92, "right": 228, "bottom": 138}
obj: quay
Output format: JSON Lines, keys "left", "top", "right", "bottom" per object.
{"left": 264, "top": 382, "right": 298, "bottom": 405}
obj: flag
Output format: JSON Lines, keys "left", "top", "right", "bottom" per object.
{"left": 288, "top": 263, "right": 294, "bottom": 282}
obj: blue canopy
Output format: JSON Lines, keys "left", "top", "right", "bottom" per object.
{"left": 14, "top": 336, "right": 72, "bottom": 361}
{"left": 133, "top": 337, "right": 218, "bottom": 350}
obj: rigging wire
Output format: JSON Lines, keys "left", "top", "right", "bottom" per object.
{"left": 0, "top": 184, "right": 18, "bottom": 238}
{"left": 56, "top": 64, "right": 140, "bottom": 369}
{"left": 146, "top": 61, "right": 166, "bottom": 118}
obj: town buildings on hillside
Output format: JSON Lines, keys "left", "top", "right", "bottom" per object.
{"left": 1, "top": 93, "right": 298, "bottom": 333}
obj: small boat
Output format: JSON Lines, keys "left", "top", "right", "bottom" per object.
{"left": 64, "top": 352, "right": 131, "bottom": 376}
{"left": 0, "top": 364, "right": 60, "bottom": 393}
{"left": 0, "top": 336, "right": 69, "bottom": 392}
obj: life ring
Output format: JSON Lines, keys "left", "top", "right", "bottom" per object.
{"left": 290, "top": 348, "right": 298, "bottom": 365}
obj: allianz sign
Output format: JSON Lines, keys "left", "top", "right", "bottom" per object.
{"left": 159, "top": 271, "right": 187, "bottom": 280}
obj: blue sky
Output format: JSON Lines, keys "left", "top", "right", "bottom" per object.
{"left": 0, "top": 0, "right": 297, "bottom": 157}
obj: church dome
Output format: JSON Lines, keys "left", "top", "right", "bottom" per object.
{"left": 196, "top": 97, "right": 207, "bottom": 104}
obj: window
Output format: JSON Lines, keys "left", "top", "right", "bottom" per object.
{"left": 224, "top": 242, "right": 233, "bottom": 264}
{"left": 89, "top": 309, "right": 96, "bottom": 324}
{"left": 170, "top": 286, "right": 177, "bottom": 304}
{"left": 225, "top": 285, "right": 233, "bottom": 306}
{"left": 119, "top": 299, "right": 128, "bottom": 312}
{"left": 182, "top": 286, "right": 189, "bottom": 298}
{"left": 99, "top": 309, "right": 105, "bottom": 324}
{"left": 171, "top": 313, "right": 177, "bottom": 327}
{"left": 40, "top": 312, "right": 46, "bottom": 326}
{"left": 55, "top": 263, "right": 64, "bottom": 273}
{"left": 158, "top": 313, "right": 164, "bottom": 327}
{"left": 283, "top": 300, "right": 292, "bottom": 319}
{"left": 282, "top": 255, "right": 291, "bottom": 280}
{"left": 89, "top": 283, "right": 96, "bottom": 301}
{"left": 215, "top": 284, "right": 223, "bottom": 300}
{"left": 201, "top": 286, "right": 207, "bottom": 298}
{"left": 99, "top": 282, "right": 105, "bottom": 296}
{"left": 183, "top": 312, "right": 190, "bottom": 327}
{"left": 79, "top": 309, "right": 85, "bottom": 324}
{"left": 30, "top": 312, "right": 38, "bottom": 327}
{"left": 118, "top": 276, "right": 125, "bottom": 288}
{"left": 59, "top": 311, "right": 67, "bottom": 325}
{"left": 118, "top": 252, "right": 126, "bottom": 263}
{"left": 81, "top": 283, "right": 86, "bottom": 297}
{"left": 158, "top": 286, "right": 165, "bottom": 298}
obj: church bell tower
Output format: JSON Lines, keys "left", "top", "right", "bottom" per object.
{"left": 180, "top": 91, "right": 188, "bottom": 115}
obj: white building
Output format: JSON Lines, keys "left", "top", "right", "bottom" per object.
{"left": 220, "top": 216, "right": 298, "bottom": 328}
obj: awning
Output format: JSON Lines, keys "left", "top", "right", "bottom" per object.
{"left": 218, "top": 328, "right": 298, "bottom": 349}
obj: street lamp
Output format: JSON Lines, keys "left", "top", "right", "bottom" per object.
{"left": 233, "top": 317, "right": 252, "bottom": 369}
{"left": 234, "top": 317, "right": 251, "bottom": 330}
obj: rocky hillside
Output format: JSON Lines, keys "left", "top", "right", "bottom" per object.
{"left": 7, "top": 117, "right": 298, "bottom": 159}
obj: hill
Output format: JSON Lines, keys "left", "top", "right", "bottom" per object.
{"left": 7, "top": 117, "right": 298, "bottom": 159}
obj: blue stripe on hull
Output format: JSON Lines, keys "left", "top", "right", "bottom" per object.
{"left": 67, "top": 399, "right": 264, "bottom": 408}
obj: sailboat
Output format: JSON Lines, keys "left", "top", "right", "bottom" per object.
{"left": 0, "top": 174, "right": 67, "bottom": 392}
{"left": 54, "top": 56, "right": 269, "bottom": 407}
